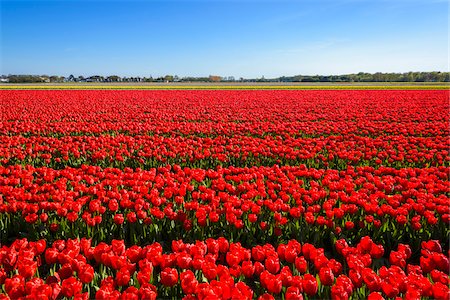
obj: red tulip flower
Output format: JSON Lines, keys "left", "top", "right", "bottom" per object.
{"left": 160, "top": 267, "right": 178, "bottom": 287}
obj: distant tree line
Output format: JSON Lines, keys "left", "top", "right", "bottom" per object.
{"left": 1, "top": 72, "right": 448, "bottom": 83}
{"left": 5, "top": 75, "right": 64, "bottom": 83}
{"left": 276, "top": 72, "right": 449, "bottom": 83}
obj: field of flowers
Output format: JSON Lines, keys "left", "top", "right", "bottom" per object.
{"left": 0, "top": 89, "right": 449, "bottom": 299}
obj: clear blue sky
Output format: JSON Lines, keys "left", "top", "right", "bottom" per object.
{"left": 1, "top": 0, "right": 448, "bottom": 78}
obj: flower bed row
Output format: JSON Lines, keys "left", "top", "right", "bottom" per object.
{"left": 2, "top": 134, "right": 448, "bottom": 170}
{"left": 2, "top": 90, "right": 448, "bottom": 137}
{"left": 1, "top": 236, "right": 449, "bottom": 299}
{"left": 0, "top": 164, "right": 448, "bottom": 248}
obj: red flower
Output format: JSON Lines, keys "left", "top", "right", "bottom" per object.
{"left": 138, "top": 283, "right": 157, "bottom": 300}
{"left": 295, "top": 256, "right": 308, "bottom": 274}
{"left": 114, "top": 214, "right": 124, "bottom": 225}
{"left": 40, "top": 213, "right": 48, "bottom": 223}
{"left": 4, "top": 275, "right": 25, "bottom": 299}
{"left": 206, "top": 239, "right": 219, "bottom": 254}
{"left": 389, "top": 251, "right": 407, "bottom": 268}
{"left": 262, "top": 272, "right": 282, "bottom": 294}
{"left": 59, "top": 263, "right": 74, "bottom": 279}
{"left": 301, "top": 244, "right": 316, "bottom": 260}
{"left": 120, "top": 286, "right": 139, "bottom": 300}
{"left": 259, "top": 222, "right": 268, "bottom": 230}
{"left": 74, "top": 292, "right": 89, "bottom": 300}
{"left": 61, "top": 277, "right": 83, "bottom": 297}
{"left": 34, "top": 240, "right": 47, "bottom": 254}
{"left": 78, "top": 264, "right": 94, "bottom": 284}
{"left": 265, "top": 255, "right": 280, "bottom": 274}
{"left": 331, "top": 284, "right": 348, "bottom": 300}
{"left": 116, "top": 267, "right": 131, "bottom": 286}
{"left": 232, "top": 282, "right": 253, "bottom": 300}
{"left": 420, "top": 256, "right": 435, "bottom": 274}
{"left": 302, "top": 274, "right": 318, "bottom": 296}
{"left": 381, "top": 280, "right": 399, "bottom": 298}
{"left": 367, "top": 292, "right": 385, "bottom": 300}
{"left": 433, "top": 282, "right": 450, "bottom": 300}
{"left": 242, "top": 261, "right": 255, "bottom": 278}
{"left": 248, "top": 213, "right": 258, "bottom": 223}
{"left": 362, "top": 268, "right": 381, "bottom": 292}
{"left": 286, "top": 286, "right": 303, "bottom": 300}
{"left": 252, "top": 246, "right": 266, "bottom": 262}
{"left": 258, "top": 293, "right": 275, "bottom": 300}
{"left": 349, "top": 269, "right": 363, "bottom": 288}
{"left": 284, "top": 246, "right": 299, "bottom": 263}
{"left": 181, "top": 270, "right": 198, "bottom": 294}
{"left": 335, "top": 239, "right": 349, "bottom": 256}
{"left": 49, "top": 223, "right": 59, "bottom": 232}
{"left": 431, "top": 270, "right": 449, "bottom": 285}
{"left": 160, "top": 267, "right": 178, "bottom": 287}
{"left": 202, "top": 262, "right": 218, "bottom": 281}
{"left": 137, "top": 268, "right": 153, "bottom": 285}
{"left": 126, "top": 212, "right": 137, "bottom": 223}
{"left": 319, "top": 267, "right": 334, "bottom": 286}
{"left": 345, "top": 221, "right": 354, "bottom": 230}
{"left": 126, "top": 245, "right": 142, "bottom": 263}
{"left": 176, "top": 252, "right": 193, "bottom": 269}
{"left": 254, "top": 261, "right": 265, "bottom": 276}
{"left": 218, "top": 237, "right": 229, "bottom": 253}
{"left": 370, "top": 244, "right": 384, "bottom": 259}
{"left": 112, "top": 240, "right": 126, "bottom": 256}
{"left": 421, "top": 240, "right": 442, "bottom": 253}
{"left": 358, "top": 236, "right": 373, "bottom": 253}
{"left": 17, "top": 260, "right": 37, "bottom": 279}
{"left": 433, "top": 253, "right": 449, "bottom": 272}
{"left": 96, "top": 285, "right": 118, "bottom": 300}
{"left": 404, "top": 288, "right": 421, "bottom": 300}
{"left": 226, "top": 252, "right": 241, "bottom": 267}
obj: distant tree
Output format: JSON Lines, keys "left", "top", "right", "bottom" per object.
{"left": 49, "top": 76, "right": 65, "bottom": 83}
{"left": 107, "top": 75, "right": 120, "bottom": 82}
{"left": 256, "top": 76, "right": 266, "bottom": 82}
{"left": 8, "top": 75, "right": 42, "bottom": 83}
{"left": 164, "top": 75, "right": 174, "bottom": 82}
{"left": 88, "top": 75, "right": 104, "bottom": 82}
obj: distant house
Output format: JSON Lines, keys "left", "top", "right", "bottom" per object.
{"left": 209, "top": 75, "right": 222, "bottom": 82}
{"left": 0, "top": 76, "right": 9, "bottom": 83}
{"left": 40, "top": 76, "right": 50, "bottom": 83}
{"left": 86, "top": 76, "right": 104, "bottom": 82}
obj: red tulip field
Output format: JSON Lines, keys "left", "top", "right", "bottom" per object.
{"left": 0, "top": 89, "right": 449, "bottom": 299}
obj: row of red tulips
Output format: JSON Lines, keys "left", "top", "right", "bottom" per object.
{"left": 2, "top": 134, "right": 448, "bottom": 170}
{"left": 0, "top": 164, "right": 448, "bottom": 247}
{"left": 2, "top": 90, "right": 448, "bottom": 137}
{"left": 1, "top": 236, "right": 448, "bottom": 299}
